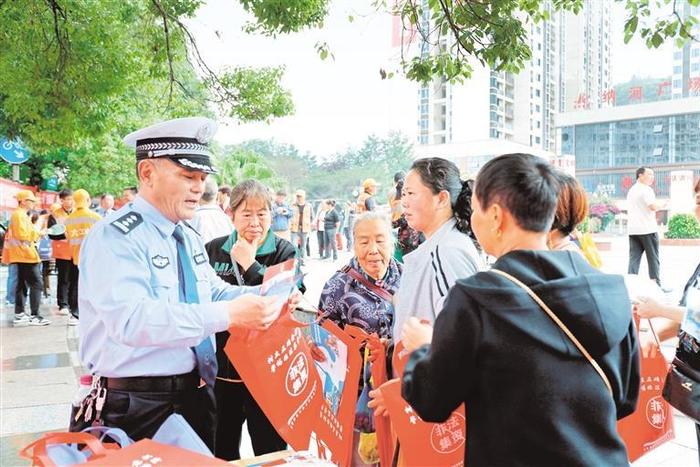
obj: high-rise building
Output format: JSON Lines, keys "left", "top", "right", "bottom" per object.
{"left": 560, "top": 0, "right": 613, "bottom": 112}
{"left": 672, "top": 2, "right": 700, "bottom": 99}
{"left": 413, "top": 0, "right": 611, "bottom": 157}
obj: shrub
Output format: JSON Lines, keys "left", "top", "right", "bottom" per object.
{"left": 665, "top": 213, "right": 700, "bottom": 239}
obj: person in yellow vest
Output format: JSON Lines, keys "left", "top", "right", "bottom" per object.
{"left": 6, "top": 190, "right": 50, "bottom": 326}
{"left": 356, "top": 178, "right": 379, "bottom": 214}
{"left": 48, "top": 189, "right": 74, "bottom": 315}
{"left": 64, "top": 189, "right": 101, "bottom": 326}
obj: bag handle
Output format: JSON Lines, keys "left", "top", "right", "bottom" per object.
{"left": 19, "top": 432, "right": 108, "bottom": 465}
{"left": 491, "top": 269, "right": 613, "bottom": 396}
{"left": 341, "top": 265, "right": 394, "bottom": 303}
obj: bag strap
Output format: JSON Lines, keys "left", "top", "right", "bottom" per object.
{"left": 491, "top": 269, "right": 613, "bottom": 396}
{"left": 341, "top": 265, "right": 394, "bottom": 303}
{"left": 19, "top": 432, "right": 108, "bottom": 464}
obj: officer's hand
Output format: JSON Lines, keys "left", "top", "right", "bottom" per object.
{"left": 231, "top": 236, "right": 259, "bottom": 272}
{"left": 228, "top": 295, "right": 280, "bottom": 330}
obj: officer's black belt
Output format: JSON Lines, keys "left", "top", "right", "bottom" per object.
{"left": 103, "top": 371, "right": 199, "bottom": 392}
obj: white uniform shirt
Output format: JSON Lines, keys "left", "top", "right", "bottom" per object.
{"left": 626, "top": 182, "right": 658, "bottom": 235}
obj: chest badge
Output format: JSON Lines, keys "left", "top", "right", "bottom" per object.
{"left": 193, "top": 253, "right": 206, "bottom": 265}
{"left": 151, "top": 255, "right": 170, "bottom": 269}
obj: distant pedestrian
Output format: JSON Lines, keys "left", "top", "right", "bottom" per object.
{"left": 64, "top": 189, "right": 101, "bottom": 326}
{"left": 96, "top": 193, "right": 116, "bottom": 217}
{"left": 271, "top": 190, "right": 293, "bottom": 241}
{"left": 627, "top": 166, "right": 666, "bottom": 287}
{"left": 290, "top": 190, "right": 312, "bottom": 262}
{"left": 356, "top": 178, "right": 379, "bottom": 214}
{"left": 315, "top": 201, "right": 328, "bottom": 258}
{"left": 48, "top": 189, "right": 74, "bottom": 316}
{"left": 323, "top": 200, "right": 339, "bottom": 260}
{"left": 191, "top": 178, "right": 233, "bottom": 243}
{"left": 6, "top": 190, "right": 50, "bottom": 326}
{"left": 122, "top": 186, "right": 138, "bottom": 204}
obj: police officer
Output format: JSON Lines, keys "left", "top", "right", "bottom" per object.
{"left": 76, "top": 117, "right": 297, "bottom": 450}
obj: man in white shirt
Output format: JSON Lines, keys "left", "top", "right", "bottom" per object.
{"left": 627, "top": 166, "right": 666, "bottom": 286}
{"left": 191, "top": 178, "right": 233, "bottom": 243}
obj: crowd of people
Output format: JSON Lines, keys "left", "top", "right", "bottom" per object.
{"left": 2, "top": 115, "right": 698, "bottom": 466}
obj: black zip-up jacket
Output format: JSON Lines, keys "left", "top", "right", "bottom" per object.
{"left": 402, "top": 250, "right": 640, "bottom": 467}
{"left": 205, "top": 230, "right": 303, "bottom": 381}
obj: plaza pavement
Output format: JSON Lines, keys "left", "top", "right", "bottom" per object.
{"left": 0, "top": 234, "right": 698, "bottom": 466}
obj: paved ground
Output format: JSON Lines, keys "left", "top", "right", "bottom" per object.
{"left": 0, "top": 234, "right": 698, "bottom": 466}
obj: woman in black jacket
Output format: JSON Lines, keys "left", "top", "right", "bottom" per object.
{"left": 400, "top": 154, "right": 640, "bottom": 466}
{"left": 205, "top": 179, "right": 302, "bottom": 461}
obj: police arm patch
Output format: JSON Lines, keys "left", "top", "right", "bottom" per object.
{"left": 110, "top": 212, "right": 143, "bottom": 234}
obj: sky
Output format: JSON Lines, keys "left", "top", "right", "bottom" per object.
{"left": 189, "top": 0, "right": 676, "bottom": 155}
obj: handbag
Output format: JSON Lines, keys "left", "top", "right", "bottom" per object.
{"left": 663, "top": 348, "right": 700, "bottom": 424}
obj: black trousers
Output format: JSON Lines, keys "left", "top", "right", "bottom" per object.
{"left": 15, "top": 262, "right": 42, "bottom": 316}
{"left": 41, "top": 260, "right": 51, "bottom": 297}
{"left": 56, "top": 258, "right": 72, "bottom": 309}
{"left": 96, "top": 384, "right": 217, "bottom": 452}
{"left": 214, "top": 380, "right": 286, "bottom": 461}
{"left": 68, "top": 263, "right": 79, "bottom": 319}
{"left": 316, "top": 231, "right": 325, "bottom": 257}
{"left": 628, "top": 233, "right": 660, "bottom": 284}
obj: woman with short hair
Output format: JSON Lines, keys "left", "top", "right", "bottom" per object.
{"left": 548, "top": 172, "right": 588, "bottom": 254}
{"left": 401, "top": 153, "right": 640, "bottom": 466}
{"left": 205, "top": 179, "right": 302, "bottom": 461}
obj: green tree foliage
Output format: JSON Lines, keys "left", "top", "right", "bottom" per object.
{"left": 0, "top": 0, "right": 293, "bottom": 191}
{"left": 234, "top": 132, "right": 414, "bottom": 201}
{"left": 214, "top": 147, "right": 285, "bottom": 190}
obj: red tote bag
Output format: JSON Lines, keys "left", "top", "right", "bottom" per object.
{"left": 380, "top": 380, "right": 466, "bottom": 467}
{"left": 617, "top": 317, "right": 675, "bottom": 462}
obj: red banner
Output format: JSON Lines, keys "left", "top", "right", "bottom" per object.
{"left": 0, "top": 178, "right": 57, "bottom": 215}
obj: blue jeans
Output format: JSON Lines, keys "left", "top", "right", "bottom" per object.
{"left": 5, "top": 263, "right": 17, "bottom": 304}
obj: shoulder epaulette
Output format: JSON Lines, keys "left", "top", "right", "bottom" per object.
{"left": 110, "top": 212, "right": 143, "bottom": 235}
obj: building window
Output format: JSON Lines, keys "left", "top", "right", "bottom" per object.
{"left": 653, "top": 147, "right": 664, "bottom": 157}
{"left": 674, "top": 65, "right": 682, "bottom": 74}
{"left": 674, "top": 50, "right": 682, "bottom": 60}
{"left": 536, "top": 89, "right": 541, "bottom": 97}
{"left": 674, "top": 79, "right": 682, "bottom": 88}
{"left": 536, "top": 104, "right": 541, "bottom": 112}
{"left": 653, "top": 124, "right": 663, "bottom": 133}
{"left": 535, "top": 136, "right": 541, "bottom": 144}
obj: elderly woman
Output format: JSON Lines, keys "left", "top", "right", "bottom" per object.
{"left": 318, "top": 211, "right": 402, "bottom": 466}
{"left": 205, "top": 180, "right": 302, "bottom": 461}
{"left": 401, "top": 153, "right": 640, "bottom": 466}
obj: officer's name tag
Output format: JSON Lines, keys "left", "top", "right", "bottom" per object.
{"left": 193, "top": 253, "right": 206, "bottom": 265}
{"left": 152, "top": 255, "right": 170, "bottom": 269}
